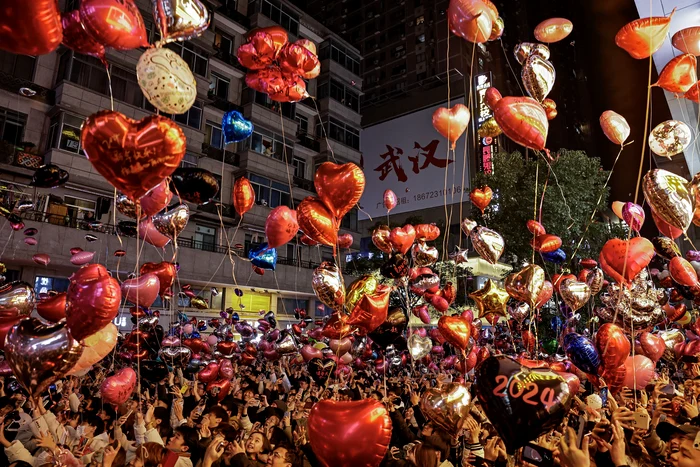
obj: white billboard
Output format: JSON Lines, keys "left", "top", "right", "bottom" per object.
{"left": 359, "top": 100, "right": 470, "bottom": 220}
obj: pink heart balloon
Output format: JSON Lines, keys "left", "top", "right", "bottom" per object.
{"left": 101, "top": 367, "right": 137, "bottom": 405}
{"left": 121, "top": 273, "right": 160, "bottom": 307}
{"left": 140, "top": 180, "right": 173, "bottom": 217}
{"left": 622, "top": 202, "right": 645, "bottom": 232}
{"left": 639, "top": 332, "right": 666, "bottom": 362}
{"left": 329, "top": 337, "right": 352, "bottom": 355}
{"left": 623, "top": 355, "right": 655, "bottom": 390}
{"left": 300, "top": 345, "right": 323, "bottom": 362}
{"left": 138, "top": 217, "right": 171, "bottom": 248}
{"left": 70, "top": 250, "right": 95, "bottom": 265}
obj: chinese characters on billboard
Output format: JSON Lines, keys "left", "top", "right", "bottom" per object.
{"left": 474, "top": 72, "right": 498, "bottom": 174}
{"left": 359, "top": 101, "right": 470, "bottom": 220}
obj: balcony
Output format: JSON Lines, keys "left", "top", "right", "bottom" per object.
{"left": 216, "top": 4, "right": 250, "bottom": 28}
{"left": 296, "top": 131, "right": 321, "bottom": 152}
{"left": 0, "top": 141, "right": 44, "bottom": 169}
{"left": 293, "top": 176, "right": 315, "bottom": 193}
{"left": 201, "top": 143, "right": 240, "bottom": 166}
{"left": 197, "top": 202, "right": 238, "bottom": 219}
{"left": 0, "top": 70, "right": 54, "bottom": 104}
{"left": 212, "top": 49, "right": 247, "bottom": 74}
{"left": 207, "top": 89, "right": 245, "bottom": 113}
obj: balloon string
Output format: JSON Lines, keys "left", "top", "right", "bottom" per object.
{"left": 458, "top": 62, "right": 470, "bottom": 250}
{"left": 441, "top": 18, "right": 452, "bottom": 263}
{"left": 310, "top": 97, "right": 337, "bottom": 163}
{"left": 535, "top": 152, "right": 575, "bottom": 229}
{"left": 532, "top": 162, "right": 539, "bottom": 264}
{"left": 499, "top": 38, "right": 525, "bottom": 95}
{"left": 106, "top": 67, "right": 114, "bottom": 111}
{"left": 568, "top": 141, "right": 631, "bottom": 266}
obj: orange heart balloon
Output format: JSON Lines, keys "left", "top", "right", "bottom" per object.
{"left": 531, "top": 233, "right": 562, "bottom": 253}
{"left": 534, "top": 17, "right": 573, "bottom": 43}
{"left": 600, "top": 111, "right": 630, "bottom": 145}
{"left": 447, "top": 0, "right": 497, "bottom": 44}
{"left": 297, "top": 196, "right": 338, "bottom": 247}
{"left": 389, "top": 225, "right": 417, "bottom": 255}
{"left": 487, "top": 88, "right": 548, "bottom": 150}
{"left": 0, "top": 0, "right": 62, "bottom": 55}
{"left": 415, "top": 224, "right": 440, "bottom": 241}
{"left": 470, "top": 186, "right": 493, "bottom": 213}
{"left": 654, "top": 54, "right": 698, "bottom": 93}
{"left": 432, "top": 104, "right": 471, "bottom": 149}
{"left": 672, "top": 27, "right": 700, "bottom": 56}
{"left": 615, "top": 10, "right": 674, "bottom": 59}
{"left": 347, "top": 285, "right": 391, "bottom": 333}
{"left": 372, "top": 225, "right": 393, "bottom": 253}
{"left": 552, "top": 273, "right": 576, "bottom": 294}
{"left": 527, "top": 219, "right": 546, "bottom": 235}
{"left": 535, "top": 280, "right": 553, "bottom": 308}
{"left": 669, "top": 256, "right": 699, "bottom": 287}
{"left": 314, "top": 162, "right": 365, "bottom": 220}
{"left": 36, "top": 293, "right": 67, "bottom": 323}
{"left": 233, "top": 177, "right": 255, "bottom": 216}
{"left": 438, "top": 315, "right": 473, "bottom": 351}
{"left": 81, "top": 111, "right": 186, "bottom": 201}
{"left": 599, "top": 237, "right": 655, "bottom": 285}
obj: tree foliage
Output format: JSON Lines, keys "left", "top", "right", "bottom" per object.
{"left": 472, "top": 149, "right": 626, "bottom": 266}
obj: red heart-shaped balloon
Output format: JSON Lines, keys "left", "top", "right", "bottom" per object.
{"left": 595, "top": 323, "right": 630, "bottom": 371}
{"left": 36, "top": 292, "right": 67, "bottom": 323}
{"left": 531, "top": 234, "right": 562, "bottom": 253}
{"left": 415, "top": 223, "right": 440, "bottom": 241}
{"left": 81, "top": 111, "right": 186, "bottom": 200}
{"left": 139, "top": 262, "right": 177, "bottom": 297}
{"left": 639, "top": 331, "right": 665, "bottom": 362}
{"left": 470, "top": 186, "right": 493, "bottom": 212}
{"left": 101, "top": 368, "right": 137, "bottom": 405}
{"left": 663, "top": 302, "right": 687, "bottom": 322}
{"left": 216, "top": 341, "right": 237, "bottom": 356}
{"left": 297, "top": 196, "right": 338, "bottom": 247}
{"left": 433, "top": 104, "right": 471, "bottom": 149}
{"left": 347, "top": 285, "right": 391, "bottom": 332}
{"left": 389, "top": 225, "right": 416, "bottom": 255}
{"left": 669, "top": 257, "right": 699, "bottom": 287}
{"left": 66, "top": 264, "right": 121, "bottom": 341}
{"left": 0, "top": 0, "right": 62, "bottom": 55}
{"left": 314, "top": 162, "right": 365, "bottom": 220}
{"left": 438, "top": 315, "right": 473, "bottom": 351}
{"left": 491, "top": 94, "right": 549, "bottom": 150}
{"left": 121, "top": 273, "right": 160, "bottom": 308}
{"left": 79, "top": 0, "right": 148, "bottom": 50}
{"left": 309, "top": 399, "right": 392, "bottom": 467}
{"left": 599, "top": 237, "right": 655, "bottom": 285}
{"left": 61, "top": 10, "right": 105, "bottom": 63}
{"left": 265, "top": 206, "right": 299, "bottom": 248}
{"left": 300, "top": 345, "right": 323, "bottom": 362}
{"left": 198, "top": 362, "right": 221, "bottom": 383}
{"left": 207, "top": 379, "right": 231, "bottom": 401}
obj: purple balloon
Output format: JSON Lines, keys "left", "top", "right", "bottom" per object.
{"left": 622, "top": 202, "right": 645, "bottom": 232}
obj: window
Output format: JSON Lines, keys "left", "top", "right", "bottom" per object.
{"left": 48, "top": 113, "right": 83, "bottom": 154}
{"left": 253, "top": 91, "right": 295, "bottom": 120}
{"left": 173, "top": 100, "right": 202, "bottom": 129}
{"left": 293, "top": 157, "right": 306, "bottom": 179}
{"left": 249, "top": 174, "right": 291, "bottom": 208}
{"left": 64, "top": 195, "right": 96, "bottom": 223}
{"left": 110, "top": 66, "right": 143, "bottom": 107}
{"left": 341, "top": 208, "right": 358, "bottom": 231}
{"left": 0, "top": 51, "right": 36, "bottom": 81}
{"left": 245, "top": 232, "right": 263, "bottom": 254}
{"left": 181, "top": 153, "right": 198, "bottom": 168}
{"left": 205, "top": 121, "right": 224, "bottom": 149}
{"left": 319, "top": 79, "right": 359, "bottom": 112}
{"left": 259, "top": 0, "right": 299, "bottom": 35}
{"left": 195, "top": 225, "right": 217, "bottom": 251}
{"left": 280, "top": 298, "right": 308, "bottom": 316}
{"left": 286, "top": 244, "right": 296, "bottom": 260}
{"left": 0, "top": 107, "right": 26, "bottom": 146}
{"left": 295, "top": 114, "right": 309, "bottom": 134}
{"left": 214, "top": 30, "right": 234, "bottom": 55}
{"left": 416, "top": 15, "right": 425, "bottom": 25}
{"left": 318, "top": 118, "right": 360, "bottom": 150}
{"left": 248, "top": 127, "right": 294, "bottom": 161}
{"left": 34, "top": 276, "right": 70, "bottom": 295}
{"left": 165, "top": 41, "right": 208, "bottom": 76}
{"left": 319, "top": 41, "right": 361, "bottom": 76}
{"left": 209, "top": 72, "right": 230, "bottom": 100}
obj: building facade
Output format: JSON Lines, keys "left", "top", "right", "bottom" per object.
{"left": 0, "top": 0, "right": 363, "bottom": 329}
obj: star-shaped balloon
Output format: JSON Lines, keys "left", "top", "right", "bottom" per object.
{"left": 469, "top": 279, "right": 510, "bottom": 319}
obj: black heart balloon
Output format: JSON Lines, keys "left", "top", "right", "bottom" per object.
{"left": 30, "top": 164, "right": 69, "bottom": 188}
{"left": 307, "top": 357, "right": 336, "bottom": 384}
{"left": 117, "top": 221, "right": 138, "bottom": 237}
{"left": 380, "top": 254, "right": 409, "bottom": 279}
{"left": 264, "top": 311, "right": 277, "bottom": 329}
{"left": 169, "top": 168, "right": 220, "bottom": 205}
{"left": 474, "top": 356, "right": 572, "bottom": 452}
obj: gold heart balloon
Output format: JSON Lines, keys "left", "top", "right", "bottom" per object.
{"left": 411, "top": 242, "right": 439, "bottom": 267}
{"left": 153, "top": 0, "right": 211, "bottom": 43}
{"left": 470, "top": 226, "right": 505, "bottom": 264}
{"left": 505, "top": 264, "right": 545, "bottom": 308}
{"left": 408, "top": 334, "right": 433, "bottom": 360}
{"left": 345, "top": 275, "right": 378, "bottom": 314}
{"left": 586, "top": 267, "right": 604, "bottom": 295}
{"left": 420, "top": 383, "right": 472, "bottom": 436}
{"left": 152, "top": 203, "right": 190, "bottom": 239}
{"left": 469, "top": 279, "right": 510, "bottom": 319}
{"left": 372, "top": 225, "right": 393, "bottom": 254}
{"left": 658, "top": 329, "right": 684, "bottom": 361}
{"left": 514, "top": 42, "right": 550, "bottom": 65}
{"left": 312, "top": 262, "right": 345, "bottom": 313}
{"left": 522, "top": 54, "right": 556, "bottom": 102}
{"left": 559, "top": 279, "right": 591, "bottom": 312}
{"left": 643, "top": 169, "right": 694, "bottom": 232}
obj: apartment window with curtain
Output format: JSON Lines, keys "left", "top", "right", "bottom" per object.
{"left": 205, "top": 121, "right": 224, "bottom": 149}
{"left": 47, "top": 113, "right": 83, "bottom": 154}
{"left": 248, "top": 174, "right": 291, "bottom": 208}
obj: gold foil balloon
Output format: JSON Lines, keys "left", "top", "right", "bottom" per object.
{"left": 648, "top": 120, "right": 692, "bottom": 158}
{"left": 643, "top": 169, "right": 694, "bottom": 232}
{"left": 597, "top": 270, "right": 666, "bottom": 333}
{"left": 420, "top": 383, "right": 472, "bottom": 436}
{"left": 477, "top": 117, "right": 503, "bottom": 138}
{"left": 470, "top": 226, "right": 504, "bottom": 264}
{"left": 652, "top": 236, "right": 681, "bottom": 260}
{"left": 658, "top": 329, "right": 684, "bottom": 361}
{"left": 372, "top": 225, "right": 393, "bottom": 254}
{"left": 559, "top": 279, "right": 591, "bottom": 312}
{"left": 600, "top": 111, "right": 630, "bottom": 145}
{"left": 586, "top": 267, "right": 604, "bottom": 295}
{"left": 68, "top": 323, "right": 118, "bottom": 375}
{"left": 408, "top": 334, "right": 432, "bottom": 360}
{"left": 514, "top": 42, "right": 550, "bottom": 65}
{"left": 312, "top": 262, "right": 345, "bottom": 313}
{"left": 534, "top": 18, "right": 573, "bottom": 43}
{"left": 6, "top": 319, "right": 83, "bottom": 397}
{"left": 152, "top": 203, "right": 190, "bottom": 239}
{"left": 470, "top": 279, "right": 510, "bottom": 319}
{"left": 522, "top": 54, "right": 556, "bottom": 102}
{"left": 137, "top": 47, "right": 197, "bottom": 114}
{"left": 505, "top": 264, "right": 545, "bottom": 308}
{"left": 346, "top": 275, "right": 378, "bottom": 314}
{"left": 411, "top": 242, "right": 439, "bottom": 267}
{"left": 153, "top": 0, "right": 210, "bottom": 43}
{"left": 461, "top": 218, "right": 477, "bottom": 235}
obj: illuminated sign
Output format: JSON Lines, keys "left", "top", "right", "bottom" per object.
{"left": 474, "top": 72, "right": 498, "bottom": 175}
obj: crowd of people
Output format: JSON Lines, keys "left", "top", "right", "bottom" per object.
{"left": 1, "top": 358, "right": 699, "bottom": 467}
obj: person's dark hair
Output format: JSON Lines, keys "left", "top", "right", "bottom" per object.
{"left": 413, "top": 443, "right": 439, "bottom": 467}
{"left": 207, "top": 405, "right": 230, "bottom": 425}
{"left": 425, "top": 434, "right": 450, "bottom": 461}
{"left": 175, "top": 425, "right": 200, "bottom": 458}
{"left": 214, "top": 423, "right": 240, "bottom": 442}
{"left": 84, "top": 414, "right": 105, "bottom": 435}
{"left": 219, "top": 396, "right": 239, "bottom": 414}
{"left": 249, "top": 431, "right": 272, "bottom": 454}
{"left": 9, "top": 461, "right": 34, "bottom": 467}
{"left": 277, "top": 444, "right": 302, "bottom": 467}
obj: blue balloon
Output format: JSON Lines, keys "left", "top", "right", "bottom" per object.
{"left": 191, "top": 331, "right": 201, "bottom": 339}
{"left": 542, "top": 248, "right": 567, "bottom": 263}
{"left": 248, "top": 242, "right": 277, "bottom": 270}
{"left": 231, "top": 312, "right": 240, "bottom": 322}
{"left": 550, "top": 316, "right": 563, "bottom": 330}
{"left": 222, "top": 110, "right": 253, "bottom": 144}
{"left": 562, "top": 332, "right": 600, "bottom": 375}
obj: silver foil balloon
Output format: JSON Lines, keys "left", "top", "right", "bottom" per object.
{"left": 411, "top": 242, "right": 439, "bottom": 267}
{"left": 597, "top": 270, "right": 665, "bottom": 333}
{"left": 0, "top": 281, "right": 36, "bottom": 321}
{"left": 277, "top": 334, "right": 298, "bottom": 354}
{"left": 514, "top": 42, "right": 551, "bottom": 65}
{"left": 138, "top": 316, "right": 160, "bottom": 330}
{"left": 408, "top": 334, "right": 432, "bottom": 360}
{"left": 14, "top": 199, "right": 34, "bottom": 213}
{"left": 153, "top": 0, "right": 211, "bottom": 43}
{"left": 312, "top": 262, "right": 345, "bottom": 313}
{"left": 5, "top": 318, "right": 83, "bottom": 396}
{"left": 116, "top": 194, "right": 140, "bottom": 219}
{"left": 159, "top": 346, "right": 192, "bottom": 366}
{"left": 420, "top": 383, "right": 472, "bottom": 436}
{"left": 153, "top": 204, "right": 190, "bottom": 239}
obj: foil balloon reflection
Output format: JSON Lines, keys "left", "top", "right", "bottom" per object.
{"left": 648, "top": 120, "right": 692, "bottom": 158}
{"left": 420, "top": 383, "right": 472, "bottom": 436}
{"left": 248, "top": 243, "right": 277, "bottom": 270}
{"left": 222, "top": 110, "right": 254, "bottom": 144}
{"left": 152, "top": 0, "right": 210, "bottom": 43}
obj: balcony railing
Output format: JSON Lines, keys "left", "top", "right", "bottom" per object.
{"left": 212, "top": 49, "right": 247, "bottom": 73}
{"left": 216, "top": 4, "right": 251, "bottom": 28}
{"left": 296, "top": 132, "right": 321, "bottom": 152}
{"left": 201, "top": 143, "right": 240, "bottom": 166}
{"left": 207, "top": 88, "right": 245, "bottom": 113}
{"left": 0, "top": 70, "right": 54, "bottom": 104}
{"left": 14, "top": 209, "right": 323, "bottom": 269}
{"left": 293, "top": 176, "right": 315, "bottom": 192}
